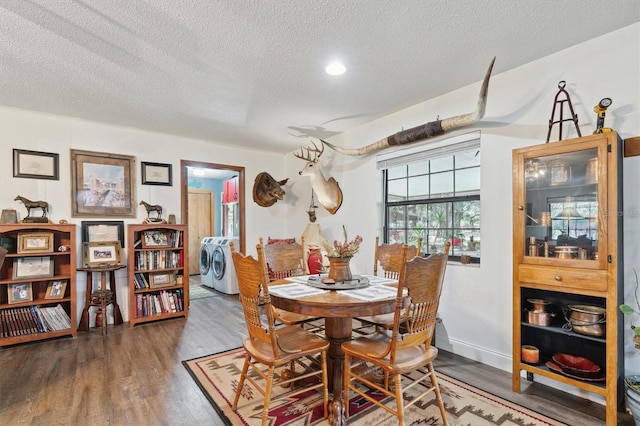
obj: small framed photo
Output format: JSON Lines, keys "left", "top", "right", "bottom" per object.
{"left": 8, "top": 282, "right": 33, "bottom": 304}
{"left": 81, "top": 221, "right": 125, "bottom": 246}
{"left": 13, "top": 257, "right": 54, "bottom": 279}
{"left": 13, "top": 149, "right": 59, "bottom": 180}
{"left": 141, "top": 162, "right": 173, "bottom": 186}
{"left": 17, "top": 232, "right": 54, "bottom": 254}
{"left": 142, "top": 230, "right": 171, "bottom": 248}
{"left": 149, "top": 272, "right": 175, "bottom": 288}
{"left": 82, "top": 241, "right": 123, "bottom": 268}
{"left": 45, "top": 280, "right": 67, "bottom": 300}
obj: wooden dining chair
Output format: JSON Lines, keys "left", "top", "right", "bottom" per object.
{"left": 260, "top": 237, "right": 323, "bottom": 329}
{"left": 373, "top": 236, "right": 423, "bottom": 279}
{"left": 354, "top": 237, "right": 425, "bottom": 332}
{"left": 260, "top": 236, "right": 306, "bottom": 279}
{"left": 229, "top": 242, "right": 329, "bottom": 426}
{"left": 342, "top": 244, "right": 450, "bottom": 425}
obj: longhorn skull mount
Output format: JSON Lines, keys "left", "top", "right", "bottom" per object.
{"left": 320, "top": 56, "right": 496, "bottom": 156}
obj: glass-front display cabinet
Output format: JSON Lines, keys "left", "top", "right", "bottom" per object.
{"left": 512, "top": 132, "right": 623, "bottom": 425}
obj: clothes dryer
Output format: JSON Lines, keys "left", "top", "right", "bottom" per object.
{"left": 210, "top": 237, "right": 239, "bottom": 294}
{"left": 199, "top": 237, "right": 217, "bottom": 287}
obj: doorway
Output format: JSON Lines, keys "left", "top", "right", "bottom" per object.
{"left": 181, "top": 160, "right": 245, "bottom": 276}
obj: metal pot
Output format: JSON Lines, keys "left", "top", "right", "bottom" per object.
{"left": 526, "top": 309, "right": 555, "bottom": 326}
{"left": 568, "top": 304, "right": 606, "bottom": 337}
{"left": 526, "top": 298, "right": 552, "bottom": 312}
{"left": 555, "top": 246, "right": 578, "bottom": 259}
{"left": 549, "top": 160, "right": 571, "bottom": 186}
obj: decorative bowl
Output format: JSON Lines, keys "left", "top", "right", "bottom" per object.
{"left": 626, "top": 375, "right": 640, "bottom": 395}
{"left": 551, "top": 353, "right": 601, "bottom": 377}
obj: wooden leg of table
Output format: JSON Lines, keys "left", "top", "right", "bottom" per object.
{"left": 324, "top": 317, "right": 352, "bottom": 426}
{"left": 78, "top": 306, "right": 90, "bottom": 331}
{"left": 100, "top": 273, "right": 107, "bottom": 336}
{"left": 109, "top": 271, "right": 124, "bottom": 325}
{"left": 77, "top": 272, "right": 92, "bottom": 331}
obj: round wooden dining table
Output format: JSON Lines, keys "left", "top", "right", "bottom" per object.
{"left": 269, "top": 278, "right": 398, "bottom": 425}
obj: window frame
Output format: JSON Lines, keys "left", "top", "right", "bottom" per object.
{"left": 380, "top": 134, "right": 481, "bottom": 263}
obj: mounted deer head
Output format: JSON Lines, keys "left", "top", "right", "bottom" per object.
{"left": 295, "top": 141, "right": 343, "bottom": 215}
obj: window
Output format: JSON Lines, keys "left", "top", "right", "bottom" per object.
{"left": 378, "top": 132, "right": 481, "bottom": 262}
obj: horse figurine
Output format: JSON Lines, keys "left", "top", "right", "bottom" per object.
{"left": 14, "top": 195, "right": 48, "bottom": 218}
{"left": 140, "top": 201, "right": 163, "bottom": 219}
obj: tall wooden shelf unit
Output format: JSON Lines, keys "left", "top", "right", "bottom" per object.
{"left": 512, "top": 132, "right": 623, "bottom": 425}
{"left": 0, "top": 223, "right": 77, "bottom": 346}
{"left": 128, "top": 224, "right": 189, "bottom": 327}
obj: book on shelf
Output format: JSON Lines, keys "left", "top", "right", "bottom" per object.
{"left": 30, "top": 306, "right": 46, "bottom": 333}
{"left": 153, "top": 294, "right": 162, "bottom": 315}
{"left": 141, "top": 295, "right": 148, "bottom": 317}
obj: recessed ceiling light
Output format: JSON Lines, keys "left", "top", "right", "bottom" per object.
{"left": 325, "top": 62, "right": 346, "bottom": 76}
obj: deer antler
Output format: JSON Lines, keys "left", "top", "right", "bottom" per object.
{"left": 293, "top": 140, "right": 324, "bottom": 162}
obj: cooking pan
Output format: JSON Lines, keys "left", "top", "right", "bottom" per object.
{"left": 567, "top": 304, "right": 606, "bottom": 337}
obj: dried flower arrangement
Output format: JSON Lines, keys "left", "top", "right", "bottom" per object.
{"left": 324, "top": 226, "right": 363, "bottom": 258}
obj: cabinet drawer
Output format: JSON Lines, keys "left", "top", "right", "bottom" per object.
{"left": 518, "top": 265, "right": 607, "bottom": 292}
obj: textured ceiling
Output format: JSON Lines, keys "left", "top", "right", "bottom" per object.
{"left": 1, "top": 1, "right": 639, "bottom": 153}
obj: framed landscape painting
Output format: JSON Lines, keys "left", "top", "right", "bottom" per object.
{"left": 71, "top": 149, "right": 136, "bottom": 217}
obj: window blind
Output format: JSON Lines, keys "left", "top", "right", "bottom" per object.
{"left": 376, "top": 130, "right": 480, "bottom": 170}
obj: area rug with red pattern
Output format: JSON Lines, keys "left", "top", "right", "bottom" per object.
{"left": 183, "top": 348, "right": 567, "bottom": 426}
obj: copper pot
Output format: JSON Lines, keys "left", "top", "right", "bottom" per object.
{"left": 526, "top": 310, "right": 555, "bottom": 326}
{"left": 555, "top": 246, "right": 578, "bottom": 259}
{"left": 527, "top": 298, "right": 552, "bottom": 312}
{"left": 568, "top": 304, "right": 606, "bottom": 337}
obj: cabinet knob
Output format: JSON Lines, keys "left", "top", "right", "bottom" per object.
{"left": 554, "top": 275, "right": 562, "bottom": 281}
{"left": 517, "top": 205, "right": 524, "bottom": 210}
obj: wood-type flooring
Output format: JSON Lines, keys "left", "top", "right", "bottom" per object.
{"left": 0, "top": 281, "right": 633, "bottom": 425}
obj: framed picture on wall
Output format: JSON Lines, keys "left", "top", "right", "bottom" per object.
{"left": 70, "top": 149, "right": 136, "bottom": 217}
{"left": 13, "top": 149, "right": 59, "bottom": 180}
{"left": 141, "top": 162, "right": 172, "bottom": 186}
{"left": 81, "top": 221, "right": 125, "bottom": 246}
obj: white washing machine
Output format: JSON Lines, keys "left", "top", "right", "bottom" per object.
{"left": 199, "top": 237, "right": 217, "bottom": 287}
{"left": 209, "top": 237, "right": 239, "bottom": 294}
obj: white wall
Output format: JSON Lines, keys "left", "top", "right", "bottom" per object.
{"left": 0, "top": 107, "right": 289, "bottom": 323}
{"left": 283, "top": 23, "right": 640, "bottom": 398}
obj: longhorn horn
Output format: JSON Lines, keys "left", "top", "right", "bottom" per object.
{"left": 321, "top": 56, "right": 495, "bottom": 156}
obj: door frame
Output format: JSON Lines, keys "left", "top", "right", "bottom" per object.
{"left": 180, "top": 160, "right": 245, "bottom": 254}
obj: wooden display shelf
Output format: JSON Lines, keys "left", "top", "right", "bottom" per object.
{"left": 0, "top": 223, "right": 77, "bottom": 347}
{"left": 512, "top": 132, "right": 623, "bottom": 425}
{"left": 127, "top": 224, "right": 189, "bottom": 327}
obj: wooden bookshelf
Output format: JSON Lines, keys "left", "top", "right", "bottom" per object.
{"left": 0, "top": 223, "right": 76, "bottom": 346}
{"left": 127, "top": 224, "right": 188, "bottom": 327}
